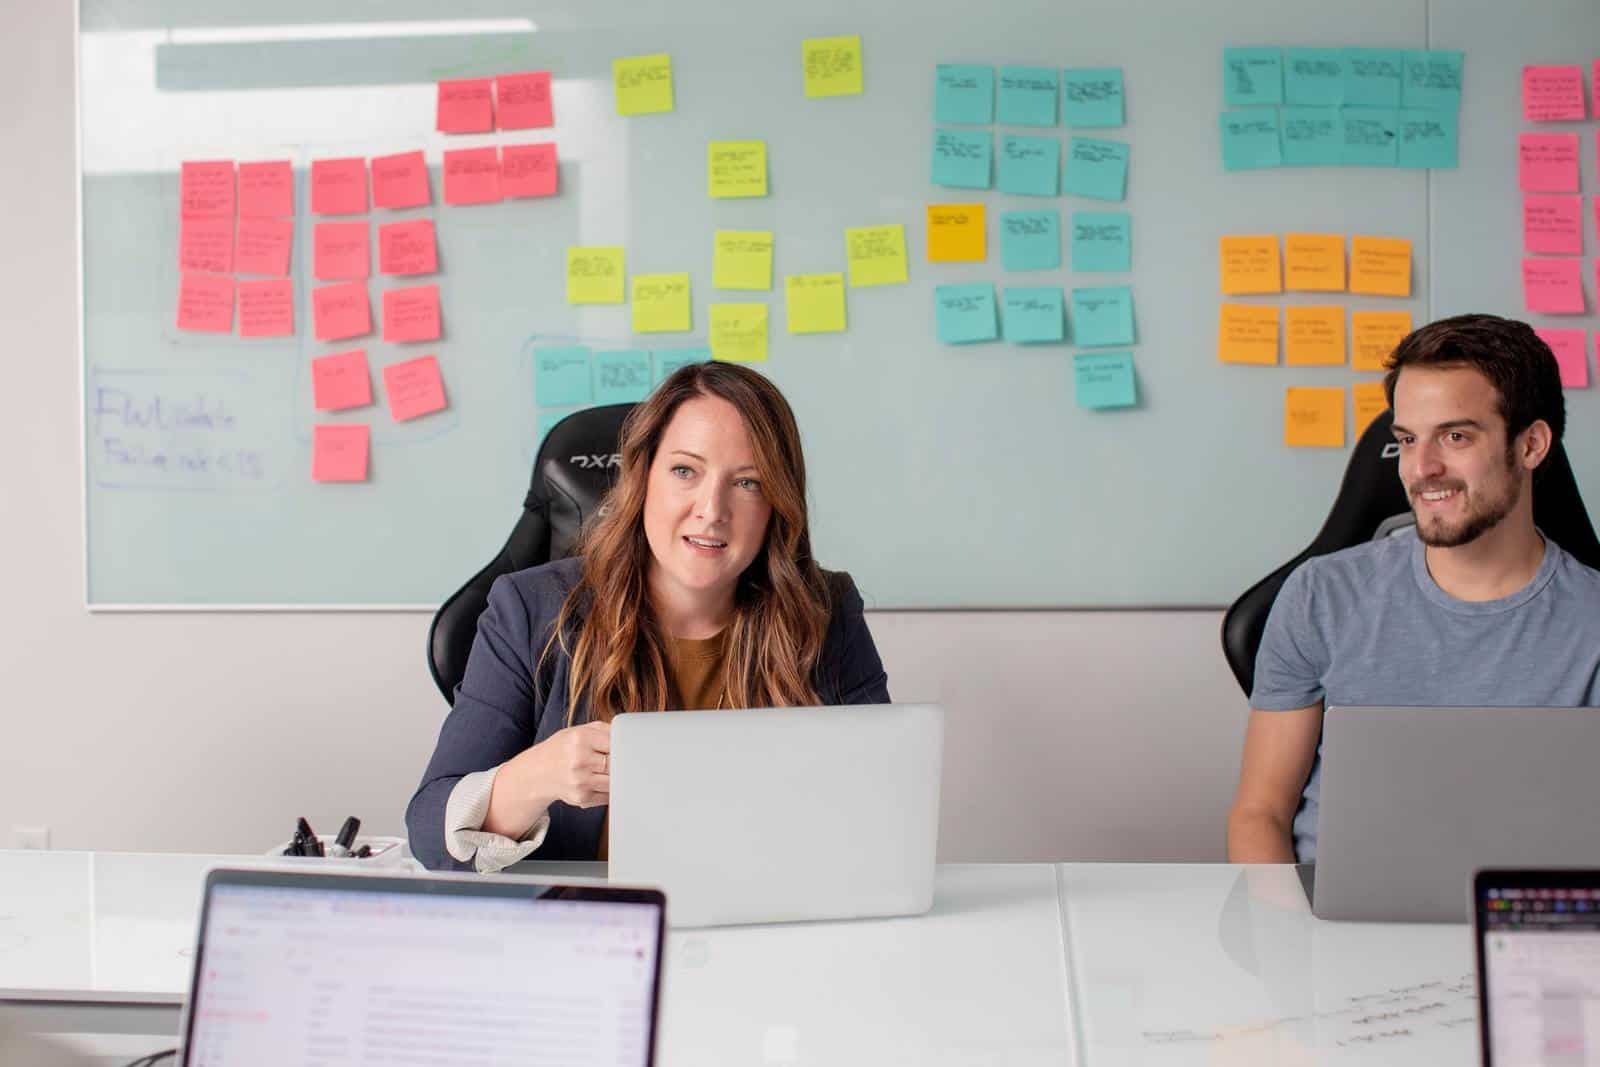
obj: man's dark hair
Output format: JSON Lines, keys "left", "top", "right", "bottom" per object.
{"left": 1383, "top": 313, "right": 1567, "bottom": 448}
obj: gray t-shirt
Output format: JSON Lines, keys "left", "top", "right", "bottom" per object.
{"left": 1251, "top": 527, "right": 1600, "bottom": 862}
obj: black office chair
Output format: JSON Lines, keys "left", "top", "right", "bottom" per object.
{"left": 1221, "top": 408, "right": 1600, "bottom": 697}
{"left": 427, "top": 404, "right": 636, "bottom": 703}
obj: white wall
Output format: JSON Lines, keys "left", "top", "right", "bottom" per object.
{"left": 0, "top": 0, "right": 1249, "bottom": 862}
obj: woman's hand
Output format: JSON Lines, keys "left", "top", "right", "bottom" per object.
{"left": 484, "top": 721, "right": 611, "bottom": 838}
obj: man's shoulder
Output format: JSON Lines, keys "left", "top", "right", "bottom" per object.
{"left": 1287, "top": 529, "right": 1416, "bottom": 599}
{"left": 1548, "top": 537, "right": 1600, "bottom": 598}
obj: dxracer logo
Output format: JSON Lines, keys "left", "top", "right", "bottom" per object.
{"left": 569, "top": 453, "right": 622, "bottom": 469}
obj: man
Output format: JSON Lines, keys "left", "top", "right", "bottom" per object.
{"left": 1228, "top": 314, "right": 1600, "bottom": 863}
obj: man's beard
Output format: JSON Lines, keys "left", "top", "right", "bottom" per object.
{"left": 1410, "top": 453, "right": 1522, "bottom": 548}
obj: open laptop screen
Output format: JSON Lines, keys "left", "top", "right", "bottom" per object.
{"left": 1475, "top": 870, "right": 1600, "bottom": 1067}
{"left": 180, "top": 870, "right": 664, "bottom": 1067}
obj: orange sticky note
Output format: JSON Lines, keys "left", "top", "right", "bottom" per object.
{"left": 443, "top": 147, "right": 502, "bottom": 206}
{"left": 1219, "top": 235, "right": 1282, "bottom": 295}
{"left": 378, "top": 219, "right": 437, "bottom": 276}
{"left": 313, "top": 221, "right": 370, "bottom": 281}
{"left": 312, "top": 424, "right": 369, "bottom": 483}
{"left": 1352, "top": 381, "right": 1389, "bottom": 439}
{"left": 436, "top": 78, "right": 494, "bottom": 134}
{"left": 382, "top": 284, "right": 441, "bottom": 343}
{"left": 371, "top": 150, "right": 431, "bottom": 210}
{"left": 234, "top": 217, "right": 293, "bottom": 276}
{"left": 237, "top": 160, "right": 292, "bottom": 218}
{"left": 1283, "top": 234, "right": 1345, "bottom": 291}
{"left": 383, "top": 354, "right": 449, "bottom": 422}
{"left": 1218, "top": 303, "right": 1279, "bottom": 365}
{"left": 237, "top": 278, "right": 294, "bottom": 338}
{"left": 1350, "top": 310, "right": 1412, "bottom": 371}
{"left": 311, "top": 157, "right": 368, "bottom": 216}
{"left": 176, "top": 273, "right": 235, "bottom": 334}
{"left": 496, "top": 71, "right": 553, "bottom": 130}
{"left": 927, "top": 203, "right": 986, "bottom": 262}
{"left": 312, "top": 282, "right": 371, "bottom": 342}
{"left": 179, "top": 216, "right": 234, "bottom": 274}
{"left": 180, "top": 160, "right": 234, "bottom": 219}
{"left": 312, "top": 349, "right": 372, "bottom": 411}
{"left": 1284, "top": 305, "right": 1346, "bottom": 365}
{"left": 1349, "top": 236, "right": 1411, "bottom": 296}
{"left": 502, "top": 143, "right": 559, "bottom": 198}
{"left": 1285, "top": 387, "right": 1346, "bottom": 448}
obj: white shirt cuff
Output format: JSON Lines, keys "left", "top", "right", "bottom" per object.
{"left": 444, "top": 766, "right": 551, "bottom": 873}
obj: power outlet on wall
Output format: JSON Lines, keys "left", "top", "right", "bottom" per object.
{"left": 13, "top": 827, "right": 50, "bottom": 850}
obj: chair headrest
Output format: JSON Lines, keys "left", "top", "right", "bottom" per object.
{"left": 533, "top": 404, "right": 637, "bottom": 559}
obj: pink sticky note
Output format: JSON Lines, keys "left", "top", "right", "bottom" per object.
{"left": 238, "top": 279, "right": 295, "bottom": 338}
{"left": 1522, "top": 258, "right": 1586, "bottom": 314}
{"left": 1595, "top": 197, "right": 1600, "bottom": 244}
{"left": 180, "top": 160, "right": 234, "bottom": 219}
{"left": 1519, "top": 134, "right": 1580, "bottom": 193}
{"left": 314, "top": 221, "right": 371, "bottom": 281}
{"left": 371, "top": 150, "right": 432, "bottom": 210}
{"left": 311, "top": 157, "right": 369, "bottom": 215}
{"left": 436, "top": 78, "right": 494, "bottom": 133}
{"left": 1523, "top": 195, "right": 1584, "bottom": 255}
{"left": 312, "top": 349, "right": 373, "bottom": 411}
{"left": 443, "top": 147, "right": 502, "bottom": 206}
{"left": 176, "top": 273, "right": 235, "bottom": 333}
{"left": 1536, "top": 328, "right": 1590, "bottom": 388}
{"left": 383, "top": 354, "right": 449, "bottom": 422}
{"left": 235, "top": 217, "right": 293, "bottom": 276}
{"left": 1594, "top": 60, "right": 1600, "bottom": 123}
{"left": 378, "top": 219, "right": 438, "bottom": 276}
{"left": 501, "top": 143, "right": 559, "bottom": 198}
{"left": 382, "top": 284, "right": 442, "bottom": 343}
{"left": 312, "top": 424, "right": 370, "bottom": 483}
{"left": 179, "top": 216, "right": 234, "bottom": 274}
{"left": 1522, "top": 65, "right": 1587, "bottom": 122}
{"left": 238, "top": 160, "right": 293, "bottom": 217}
{"left": 312, "top": 282, "right": 372, "bottom": 342}
{"left": 496, "top": 71, "right": 553, "bottom": 130}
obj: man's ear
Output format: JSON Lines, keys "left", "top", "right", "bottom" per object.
{"left": 1519, "top": 419, "right": 1553, "bottom": 472}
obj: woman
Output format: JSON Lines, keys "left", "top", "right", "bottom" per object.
{"left": 406, "top": 362, "right": 891, "bottom": 870}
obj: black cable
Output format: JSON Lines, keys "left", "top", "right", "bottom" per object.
{"left": 122, "top": 1049, "right": 176, "bottom": 1067}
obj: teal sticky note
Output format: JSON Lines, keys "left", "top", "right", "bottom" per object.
{"left": 653, "top": 346, "right": 710, "bottom": 385}
{"left": 935, "top": 64, "right": 994, "bottom": 124}
{"left": 1074, "top": 351, "right": 1137, "bottom": 409}
{"left": 997, "top": 135, "right": 1058, "bottom": 196}
{"left": 593, "top": 349, "right": 653, "bottom": 404}
{"left": 931, "top": 128, "right": 992, "bottom": 189}
{"left": 1342, "top": 108, "right": 1398, "bottom": 167}
{"left": 1071, "top": 286, "right": 1134, "bottom": 347}
{"left": 1223, "top": 48, "right": 1283, "bottom": 106}
{"left": 1063, "top": 137, "right": 1128, "bottom": 200}
{"left": 1397, "top": 109, "right": 1458, "bottom": 169}
{"left": 935, "top": 284, "right": 998, "bottom": 344}
{"left": 1062, "top": 67, "right": 1124, "bottom": 127}
{"left": 1280, "top": 107, "right": 1343, "bottom": 166}
{"left": 1220, "top": 111, "right": 1281, "bottom": 170}
{"left": 1070, "top": 212, "right": 1131, "bottom": 272}
{"left": 1000, "top": 211, "right": 1060, "bottom": 271}
{"left": 1343, "top": 48, "right": 1403, "bottom": 108}
{"left": 1403, "top": 50, "right": 1463, "bottom": 111}
{"left": 536, "top": 409, "right": 571, "bottom": 449}
{"left": 1003, "top": 287, "right": 1066, "bottom": 343}
{"left": 1284, "top": 48, "right": 1344, "bottom": 107}
{"left": 997, "top": 66, "right": 1058, "bottom": 126}
{"left": 535, "top": 345, "right": 592, "bottom": 406}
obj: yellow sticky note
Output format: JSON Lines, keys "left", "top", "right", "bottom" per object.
{"left": 709, "top": 303, "right": 768, "bottom": 362}
{"left": 1284, "top": 305, "right": 1346, "bottom": 366}
{"left": 1218, "top": 303, "right": 1280, "bottom": 365}
{"left": 1350, "top": 310, "right": 1413, "bottom": 371}
{"left": 1219, "top": 235, "right": 1282, "bottom": 295}
{"left": 708, "top": 141, "right": 768, "bottom": 198}
{"left": 630, "top": 273, "right": 691, "bottom": 333}
{"left": 1350, "top": 235, "right": 1412, "bottom": 296}
{"left": 785, "top": 273, "right": 847, "bottom": 334}
{"left": 845, "top": 225, "right": 908, "bottom": 287}
{"left": 713, "top": 230, "right": 774, "bottom": 290}
{"left": 1285, "top": 387, "right": 1346, "bottom": 448}
{"left": 927, "top": 203, "right": 986, "bottom": 263}
{"left": 1353, "top": 381, "right": 1390, "bottom": 439}
{"left": 1284, "top": 233, "right": 1346, "bottom": 292}
{"left": 802, "top": 35, "right": 864, "bottom": 98}
{"left": 566, "top": 246, "right": 625, "bottom": 304}
{"left": 613, "top": 54, "right": 674, "bottom": 116}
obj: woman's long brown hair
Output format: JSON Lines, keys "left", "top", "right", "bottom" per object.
{"left": 545, "top": 362, "right": 831, "bottom": 723}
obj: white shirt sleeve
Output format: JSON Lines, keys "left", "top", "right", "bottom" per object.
{"left": 444, "top": 765, "right": 551, "bottom": 874}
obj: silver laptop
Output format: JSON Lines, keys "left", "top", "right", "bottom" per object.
{"left": 178, "top": 867, "right": 666, "bottom": 1066}
{"left": 608, "top": 703, "right": 944, "bottom": 927}
{"left": 1312, "top": 706, "right": 1600, "bottom": 923}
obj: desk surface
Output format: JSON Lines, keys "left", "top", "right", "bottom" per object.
{"left": 0, "top": 852, "right": 1480, "bottom": 1065}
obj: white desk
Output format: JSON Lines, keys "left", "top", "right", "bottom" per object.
{"left": 0, "top": 852, "right": 1482, "bottom": 1065}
